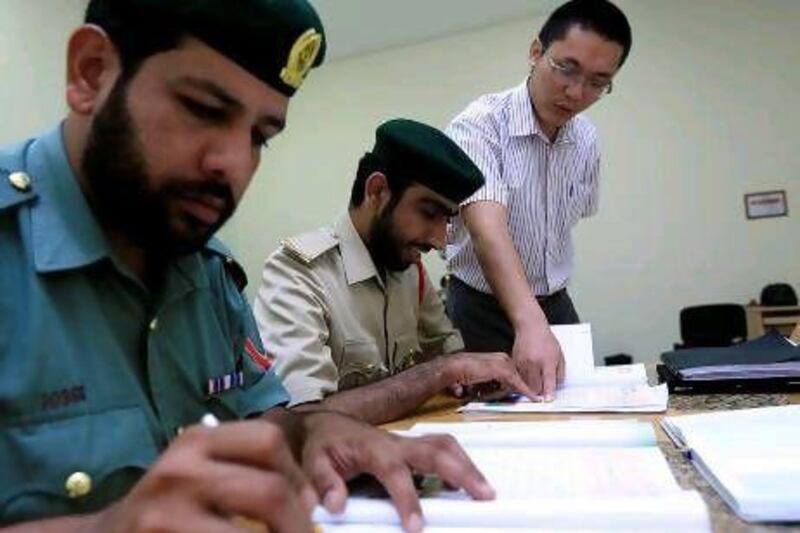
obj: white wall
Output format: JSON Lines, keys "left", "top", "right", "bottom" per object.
{"left": 2, "top": 1, "right": 798, "bottom": 363}
{"left": 0, "top": 1, "right": 83, "bottom": 143}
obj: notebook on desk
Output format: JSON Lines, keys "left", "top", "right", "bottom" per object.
{"left": 659, "top": 331, "right": 800, "bottom": 393}
{"left": 315, "top": 420, "right": 710, "bottom": 532}
{"left": 661, "top": 405, "right": 800, "bottom": 522}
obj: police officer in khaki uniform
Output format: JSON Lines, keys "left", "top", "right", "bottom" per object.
{"left": 254, "top": 119, "right": 534, "bottom": 425}
{"left": 0, "top": 3, "right": 494, "bottom": 532}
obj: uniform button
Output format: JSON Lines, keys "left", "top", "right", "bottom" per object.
{"left": 65, "top": 471, "right": 92, "bottom": 498}
{"left": 8, "top": 171, "right": 32, "bottom": 192}
{"left": 149, "top": 318, "right": 158, "bottom": 331}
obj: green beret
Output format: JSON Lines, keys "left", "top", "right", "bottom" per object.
{"left": 86, "top": 0, "right": 325, "bottom": 97}
{"left": 372, "top": 119, "right": 484, "bottom": 203}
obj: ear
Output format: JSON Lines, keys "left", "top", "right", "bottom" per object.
{"left": 364, "top": 171, "right": 391, "bottom": 212}
{"left": 65, "top": 25, "right": 122, "bottom": 116}
{"left": 528, "top": 38, "right": 544, "bottom": 68}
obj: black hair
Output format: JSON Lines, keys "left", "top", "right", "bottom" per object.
{"left": 349, "top": 152, "right": 413, "bottom": 209}
{"left": 85, "top": 0, "right": 186, "bottom": 79}
{"left": 539, "top": 0, "right": 632, "bottom": 68}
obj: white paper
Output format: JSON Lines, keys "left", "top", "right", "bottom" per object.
{"left": 460, "top": 324, "right": 668, "bottom": 413}
{"left": 315, "top": 437, "right": 709, "bottom": 531}
{"left": 404, "top": 420, "right": 657, "bottom": 448}
{"left": 662, "top": 405, "right": 800, "bottom": 522}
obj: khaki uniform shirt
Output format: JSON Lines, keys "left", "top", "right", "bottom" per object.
{"left": 253, "top": 213, "right": 464, "bottom": 405}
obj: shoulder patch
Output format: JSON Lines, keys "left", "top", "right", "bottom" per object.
{"left": 281, "top": 228, "right": 338, "bottom": 265}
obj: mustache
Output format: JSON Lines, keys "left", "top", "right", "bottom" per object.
{"left": 164, "top": 180, "right": 234, "bottom": 209}
{"left": 410, "top": 243, "right": 434, "bottom": 253}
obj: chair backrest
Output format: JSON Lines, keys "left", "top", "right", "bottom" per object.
{"left": 679, "top": 304, "right": 747, "bottom": 348}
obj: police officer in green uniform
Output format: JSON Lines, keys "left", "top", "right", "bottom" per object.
{"left": 254, "top": 119, "right": 535, "bottom": 425}
{"left": 0, "top": 2, "right": 494, "bottom": 531}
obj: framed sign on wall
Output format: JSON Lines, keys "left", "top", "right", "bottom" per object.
{"left": 744, "top": 190, "right": 788, "bottom": 220}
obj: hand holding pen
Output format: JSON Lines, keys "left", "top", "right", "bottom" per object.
{"left": 88, "top": 413, "right": 318, "bottom": 533}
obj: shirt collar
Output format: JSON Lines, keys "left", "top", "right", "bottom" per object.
{"left": 28, "top": 124, "right": 111, "bottom": 273}
{"left": 27, "top": 124, "right": 210, "bottom": 292}
{"left": 509, "top": 78, "right": 577, "bottom": 145}
{"left": 333, "top": 212, "right": 382, "bottom": 287}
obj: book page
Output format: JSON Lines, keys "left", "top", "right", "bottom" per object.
{"left": 460, "top": 383, "right": 668, "bottom": 413}
{"left": 314, "top": 447, "right": 708, "bottom": 531}
{"left": 404, "top": 420, "right": 657, "bottom": 448}
{"left": 662, "top": 406, "right": 800, "bottom": 521}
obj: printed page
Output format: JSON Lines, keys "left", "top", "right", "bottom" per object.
{"left": 460, "top": 383, "right": 668, "bottom": 413}
{"left": 551, "top": 323, "right": 595, "bottom": 383}
{"left": 404, "top": 420, "right": 657, "bottom": 448}
{"left": 314, "top": 447, "right": 709, "bottom": 531}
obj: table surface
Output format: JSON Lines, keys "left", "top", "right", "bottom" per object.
{"left": 383, "top": 389, "right": 800, "bottom": 533}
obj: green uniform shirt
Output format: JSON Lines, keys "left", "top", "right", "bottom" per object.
{"left": 0, "top": 126, "right": 288, "bottom": 524}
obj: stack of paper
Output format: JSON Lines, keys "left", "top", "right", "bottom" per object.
{"left": 461, "top": 324, "right": 668, "bottom": 413}
{"left": 315, "top": 420, "right": 709, "bottom": 532}
{"left": 662, "top": 405, "right": 800, "bottom": 522}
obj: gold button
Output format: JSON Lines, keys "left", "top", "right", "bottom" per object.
{"left": 8, "top": 171, "right": 32, "bottom": 192}
{"left": 65, "top": 471, "right": 92, "bottom": 498}
{"left": 149, "top": 318, "right": 158, "bottom": 331}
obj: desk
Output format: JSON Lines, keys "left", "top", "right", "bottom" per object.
{"left": 385, "top": 390, "right": 800, "bottom": 533}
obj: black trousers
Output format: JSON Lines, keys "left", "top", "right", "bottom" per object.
{"left": 446, "top": 276, "right": 579, "bottom": 354}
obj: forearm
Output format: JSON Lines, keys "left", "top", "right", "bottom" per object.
{"left": 294, "top": 358, "right": 453, "bottom": 425}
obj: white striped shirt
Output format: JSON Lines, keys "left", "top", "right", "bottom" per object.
{"left": 445, "top": 80, "right": 600, "bottom": 296}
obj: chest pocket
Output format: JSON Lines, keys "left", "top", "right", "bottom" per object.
{"left": 0, "top": 407, "right": 159, "bottom": 525}
{"left": 338, "top": 339, "right": 386, "bottom": 391}
{"left": 392, "top": 332, "right": 423, "bottom": 373}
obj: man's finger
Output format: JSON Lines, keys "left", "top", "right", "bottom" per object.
{"left": 502, "top": 369, "right": 538, "bottom": 401}
{"left": 194, "top": 421, "right": 315, "bottom": 509}
{"left": 199, "top": 462, "right": 312, "bottom": 533}
{"left": 541, "top": 359, "right": 558, "bottom": 402}
{"left": 305, "top": 452, "right": 349, "bottom": 515}
{"left": 519, "top": 359, "right": 543, "bottom": 397}
{"left": 368, "top": 457, "right": 424, "bottom": 533}
{"left": 403, "top": 436, "right": 495, "bottom": 502}
{"left": 556, "top": 353, "right": 566, "bottom": 383}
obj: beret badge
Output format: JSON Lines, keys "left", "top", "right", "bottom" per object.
{"left": 280, "top": 28, "right": 323, "bottom": 89}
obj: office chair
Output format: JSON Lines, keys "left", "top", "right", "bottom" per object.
{"left": 674, "top": 304, "right": 747, "bottom": 349}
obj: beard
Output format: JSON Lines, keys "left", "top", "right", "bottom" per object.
{"left": 81, "top": 78, "right": 235, "bottom": 258}
{"left": 367, "top": 200, "right": 431, "bottom": 273}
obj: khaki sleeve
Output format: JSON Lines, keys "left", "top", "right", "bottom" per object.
{"left": 417, "top": 269, "right": 464, "bottom": 357}
{"left": 252, "top": 250, "right": 337, "bottom": 406}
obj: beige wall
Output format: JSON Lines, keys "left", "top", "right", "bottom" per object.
{"left": 2, "top": 0, "right": 798, "bottom": 363}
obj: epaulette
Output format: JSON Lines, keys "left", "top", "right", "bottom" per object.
{"left": 281, "top": 227, "right": 338, "bottom": 265}
{"left": 205, "top": 238, "right": 248, "bottom": 292}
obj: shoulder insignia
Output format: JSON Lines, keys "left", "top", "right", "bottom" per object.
{"left": 281, "top": 228, "right": 338, "bottom": 265}
{"left": 0, "top": 140, "right": 38, "bottom": 211}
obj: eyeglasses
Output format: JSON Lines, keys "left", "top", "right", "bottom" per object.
{"left": 545, "top": 55, "right": 613, "bottom": 98}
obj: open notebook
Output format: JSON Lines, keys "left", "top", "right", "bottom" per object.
{"left": 661, "top": 405, "right": 800, "bottom": 522}
{"left": 461, "top": 324, "right": 668, "bottom": 413}
{"left": 314, "top": 420, "right": 710, "bottom": 532}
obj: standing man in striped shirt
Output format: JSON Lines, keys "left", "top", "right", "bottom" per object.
{"left": 445, "top": 0, "right": 632, "bottom": 401}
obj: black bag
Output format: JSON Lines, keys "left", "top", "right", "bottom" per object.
{"left": 760, "top": 283, "right": 798, "bottom": 306}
